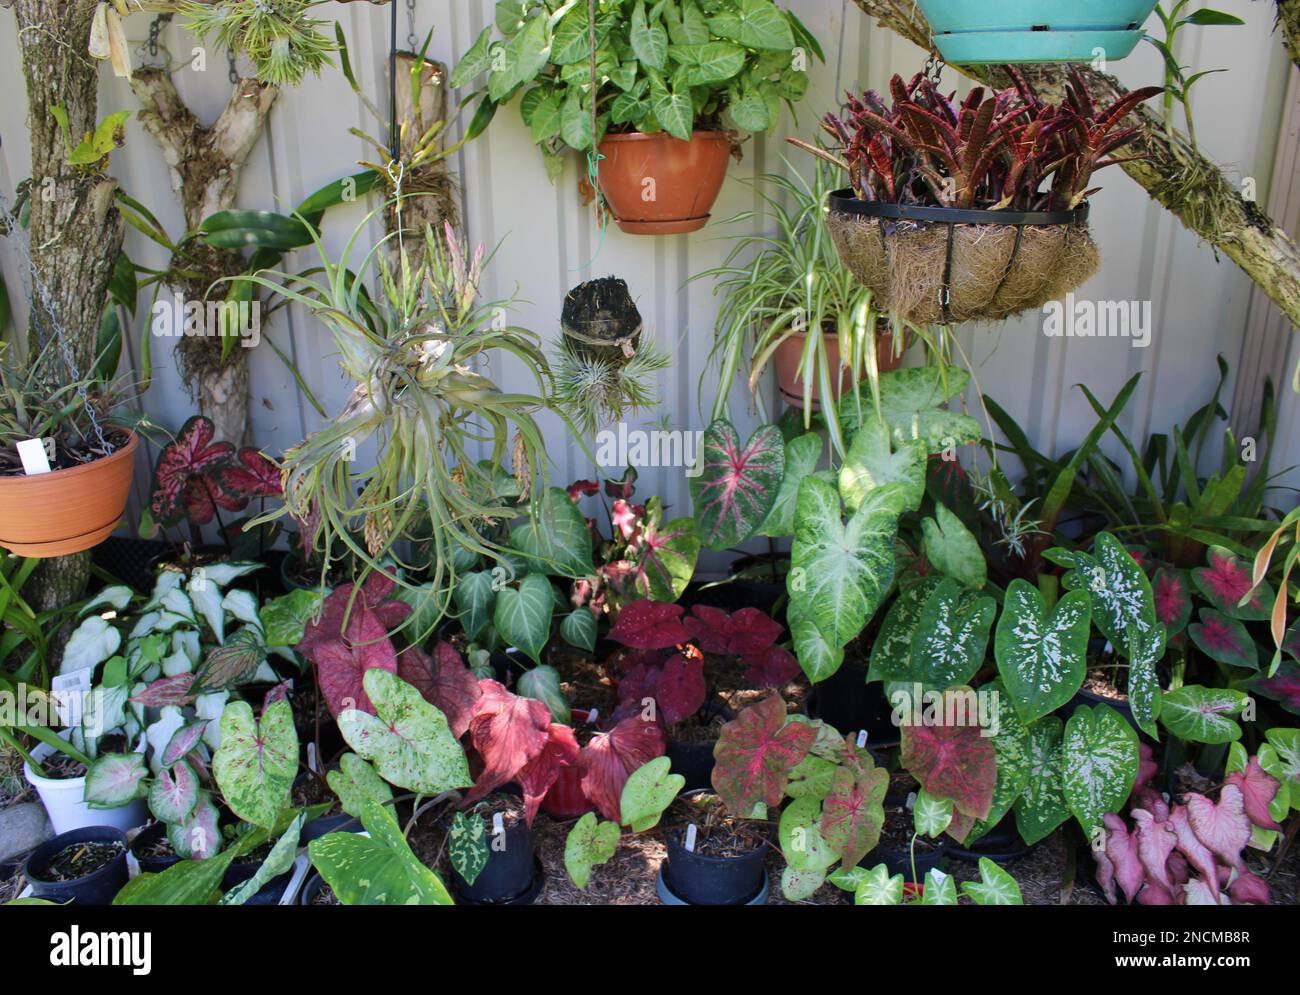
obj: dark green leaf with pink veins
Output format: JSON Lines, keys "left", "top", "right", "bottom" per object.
{"left": 711, "top": 694, "right": 817, "bottom": 817}
{"left": 900, "top": 688, "right": 998, "bottom": 821}
{"left": 1152, "top": 567, "right": 1192, "bottom": 635}
{"left": 1192, "top": 547, "right": 1273, "bottom": 621}
{"left": 690, "top": 419, "right": 785, "bottom": 550}
{"left": 1188, "top": 608, "right": 1258, "bottom": 670}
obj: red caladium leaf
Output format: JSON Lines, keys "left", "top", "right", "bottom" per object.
{"left": 1169, "top": 805, "right": 1220, "bottom": 904}
{"left": 220, "top": 447, "right": 283, "bottom": 500}
{"left": 900, "top": 699, "right": 997, "bottom": 820}
{"left": 820, "top": 760, "right": 888, "bottom": 869}
{"left": 1152, "top": 567, "right": 1192, "bottom": 634}
{"left": 616, "top": 660, "right": 661, "bottom": 711}
{"left": 397, "top": 642, "right": 482, "bottom": 738}
{"left": 1187, "top": 608, "right": 1258, "bottom": 670}
{"left": 604, "top": 467, "right": 637, "bottom": 499}
{"left": 683, "top": 605, "right": 734, "bottom": 654}
{"left": 180, "top": 476, "right": 247, "bottom": 526}
{"left": 1131, "top": 808, "right": 1177, "bottom": 895}
{"left": 1224, "top": 755, "right": 1282, "bottom": 831}
{"left": 1229, "top": 871, "right": 1271, "bottom": 905}
{"left": 517, "top": 723, "right": 579, "bottom": 825}
{"left": 1192, "top": 548, "right": 1272, "bottom": 620}
{"left": 579, "top": 715, "right": 665, "bottom": 821}
{"left": 607, "top": 600, "right": 689, "bottom": 650}
{"left": 741, "top": 645, "right": 802, "bottom": 688}
{"left": 466, "top": 680, "right": 552, "bottom": 803}
{"left": 566, "top": 479, "right": 600, "bottom": 501}
{"left": 1186, "top": 784, "right": 1251, "bottom": 869}
{"left": 150, "top": 415, "right": 239, "bottom": 526}
{"left": 130, "top": 674, "right": 196, "bottom": 707}
{"left": 1250, "top": 665, "right": 1300, "bottom": 715}
{"left": 711, "top": 694, "right": 816, "bottom": 817}
{"left": 655, "top": 648, "right": 706, "bottom": 727}
{"left": 683, "top": 605, "right": 783, "bottom": 657}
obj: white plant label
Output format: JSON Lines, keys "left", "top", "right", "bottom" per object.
{"left": 586, "top": 708, "right": 598, "bottom": 725}
{"left": 856, "top": 730, "right": 868, "bottom": 748}
{"left": 307, "top": 742, "right": 319, "bottom": 773}
{"left": 492, "top": 813, "right": 505, "bottom": 837}
{"left": 685, "top": 823, "right": 698, "bottom": 852}
{"left": 51, "top": 669, "right": 92, "bottom": 727}
{"left": 906, "top": 791, "right": 917, "bottom": 811}
{"left": 17, "top": 438, "right": 52, "bottom": 475}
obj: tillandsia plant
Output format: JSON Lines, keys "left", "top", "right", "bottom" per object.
{"left": 450, "top": 0, "right": 824, "bottom": 178}
{"left": 179, "top": 0, "right": 336, "bottom": 86}
{"left": 244, "top": 213, "right": 560, "bottom": 615}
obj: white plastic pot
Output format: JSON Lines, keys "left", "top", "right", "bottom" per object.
{"left": 23, "top": 741, "right": 148, "bottom": 836}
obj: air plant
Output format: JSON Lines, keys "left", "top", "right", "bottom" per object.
{"left": 181, "top": 0, "right": 336, "bottom": 86}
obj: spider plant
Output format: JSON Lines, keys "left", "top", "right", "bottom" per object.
{"left": 243, "top": 211, "right": 560, "bottom": 622}
{"left": 690, "top": 161, "right": 937, "bottom": 454}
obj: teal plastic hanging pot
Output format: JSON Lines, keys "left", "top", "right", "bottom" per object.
{"left": 918, "top": 1, "right": 1159, "bottom": 65}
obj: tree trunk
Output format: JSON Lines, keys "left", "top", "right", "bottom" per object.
{"left": 1279, "top": 0, "right": 1300, "bottom": 71}
{"left": 198, "top": 354, "right": 251, "bottom": 448}
{"left": 847, "top": 0, "right": 1300, "bottom": 331}
{"left": 12, "top": 0, "right": 126, "bottom": 613}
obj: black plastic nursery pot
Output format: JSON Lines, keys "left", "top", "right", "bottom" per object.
{"left": 665, "top": 703, "right": 734, "bottom": 792}
{"left": 221, "top": 860, "right": 296, "bottom": 906}
{"left": 825, "top": 191, "right": 1097, "bottom": 326}
{"left": 130, "top": 822, "right": 183, "bottom": 875}
{"left": 870, "top": 836, "right": 950, "bottom": 886}
{"left": 946, "top": 812, "right": 1032, "bottom": 865}
{"left": 804, "top": 661, "right": 899, "bottom": 743}
{"left": 299, "top": 871, "right": 342, "bottom": 905}
{"left": 660, "top": 793, "right": 770, "bottom": 906}
{"left": 450, "top": 799, "right": 541, "bottom": 905}
{"left": 25, "top": 826, "right": 130, "bottom": 905}
{"left": 1061, "top": 685, "right": 1153, "bottom": 743}
{"left": 294, "top": 771, "right": 361, "bottom": 844}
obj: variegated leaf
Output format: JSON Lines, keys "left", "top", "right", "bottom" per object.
{"left": 995, "top": 580, "right": 1090, "bottom": 723}
{"left": 1062, "top": 704, "right": 1139, "bottom": 836}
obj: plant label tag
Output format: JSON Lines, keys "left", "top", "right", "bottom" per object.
{"left": 684, "top": 823, "right": 698, "bottom": 852}
{"left": 307, "top": 742, "right": 319, "bottom": 773}
{"left": 51, "top": 669, "right": 92, "bottom": 727}
{"left": 929, "top": 868, "right": 947, "bottom": 883}
{"left": 492, "top": 813, "right": 505, "bottom": 838}
{"left": 586, "top": 708, "right": 598, "bottom": 725}
{"left": 906, "top": 791, "right": 917, "bottom": 811}
{"left": 17, "top": 438, "right": 52, "bottom": 475}
{"left": 856, "top": 730, "right": 868, "bottom": 748}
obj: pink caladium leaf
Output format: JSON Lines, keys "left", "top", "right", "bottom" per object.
{"left": 741, "top": 645, "right": 802, "bottom": 687}
{"left": 1130, "top": 741, "right": 1159, "bottom": 801}
{"left": 1152, "top": 567, "right": 1192, "bottom": 634}
{"left": 607, "top": 599, "right": 689, "bottom": 650}
{"left": 1183, "top": 877, "right": 1228, "bottom": 905}
{"left": 1186, "top": 784, "right": 1252, "bottom": 869}
{"left": 579, "top": 715, "right": 665, "bottom": 822}
{"left": 130, "top": 674, "right": 196, "bottom": 707}
{"left": 149, "top": 415, "right": 240, "bottom": 526}
{"left": 611, "top": 499, "right": 642, "bottom": 541}
{"left": 1102, "top": 812, "right": 1144, "bottom": 905}
{"left": 820, "top": 760, "right": 889, "bottom": 869}
{"left": 1169, "top": 805, "right": 1220, "bottom": 903}
{"left": 1093, "top": 837, "right": 1117, "bottom": 903}
{"left": 148, "top": 761, "right": 200, "bottom": 824}
{"left": 1228, "top": 870, "right": 1271, "bottom": 905}
{"left": 900, "top": 694, "right": 997, "bottom": 820}
{"left": 655, "top": 648, "right": 707, "bottom": 727}
{"left": 690, "top": 419, "right": 785, "bottom": 550}
{"left": 1131, "top": 808, "right": 1178, "bottom": 895}
{"left": 263, "top": 681, "right": 292, "bottom": 709}
{"left": 1250, "top": 664, "right": 1300, "bottom": 715}
{"left": 466, "top": 680, "right": 552, "bottom": 803}
{"left": 1137, "top": 883, "right": 1176, "bottom": 905}
{"left": 1187, "top": 608, "right": 1258, "bottom": 671}
{"left": 1192, "top": 547, "right": 1273, "bottom": 621}
{"left": 1224, "top": 755, "right": 1282, "bottom": 831}
{"left": 397, "top": 641, "right": 482, "bottom": 739}
{"left": 160, "top": 720, "right": 208, "bottom": 768}
{"left": 517, "top": 723, "right": 579, "bottom": 825}
{"left": 711, "top": 694, "right": 816, "bottom": 817}
{"left": 219, "top": 447, "right": 283, "bottom": 500}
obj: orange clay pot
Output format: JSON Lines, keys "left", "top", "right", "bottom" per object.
{"left": 596, "top": 131, "right": 732, "bottom": 235}
{"left": 772, "top": 325, "right": 908, "bottom": 410}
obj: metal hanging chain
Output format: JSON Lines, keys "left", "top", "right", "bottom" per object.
{"left": 136, "top": 13, "right": 173, "bottom": 69}
{"left": 572, "top": 0, "right": 608, "bottom": 272}
{"left": 227, "top": 47, "right": 240, "bottom": 84}
{"left": 0, "top": 191, "right": 110, "bottom": 452}
{"left": 406, "top": 0, "right": 418, "bottom": 51}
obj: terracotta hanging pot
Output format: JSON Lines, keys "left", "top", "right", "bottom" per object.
{"left": 0, "top": 430, "right": 139, "bottom": 557}
{"left": 596, "top": 131, "right": 732, "bottom": 235}
{"left": 773, "top": 324, "right": 908, "bottom": 410}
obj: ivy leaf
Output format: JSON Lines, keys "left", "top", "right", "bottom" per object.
{"left": 994, "top": 580, "right": 1091, "bottom": 724}
{"left": 900, "top": 688, "right": 997, "bottom": 820}
{"left": 449, "top": 811, "right": 490, "bottom": 887}
{"left": 711, "top": 693, "right": 816, "bottom": 817}
{"left": 1061, "top": 704, "right": 1139, "bottom": 836}
{"left": 213, "top": 699, "right": 298, "bottom": 829}
{"left": 839, "top": 420, "right": 925, "bottom": 514}
{"left": 619, "top": 755, "right": 684, "bottom": 831}
{"left": 494, "top": 574, "right": 554, "bottom": 665}
{"left": 564, "top": 812, "right": 620, "bottom": 889}
{"left": 690, "top": 419, "right": 785, "bottom": 550}
{"left": 1187, "top": 608, "right": 1258, "bottom": 670}
{"left": 961, "top": 858, "right": 1023, "bottom": 905}
{"left": 908, "top": 579, "right": 996, "bottom": 690}
{"left": 1158, "top": 685, "right": 1247, "bottom": 744}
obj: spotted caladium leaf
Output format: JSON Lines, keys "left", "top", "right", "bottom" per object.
{"left": 192, "top": 628, "right": 265, "bottom": 693}
{"left": 961, "top": 857, "right": 1023, "bottom": 905}
{"left": 789, "top": 477, "right": 908, "bottom": 681}
{"left": 564, "top": 812, "right": 620, "bottom": 889}
{"left": 168, "top": 788, "right": 222, "bottom": 859}
{"left": 580, "top": 715, "right": 665, "bottom": 822}
{"left": 309, "top": 800, "right": 453, "bottom": 905}
{"left": 900, "top": 688, "right": 997, "bottom": 820}
{"left": 1193, "top": 547, "right": 1273, "bottom": 621}
{"left": 1152, "top": 568, "right": 1192, "bottom": 635}
{"left": 995, "top": 580, "right": 1090, "bottom": 723}
{"left": 690, "top": 419, "right": 784, "bottom": 550}
{"left": 397, "top": 642, "right": 482, "bottom": 738}
{"left": 634, "top": 508, "right": 700, "bottom": 603}
{"left": 684, "top": 605, "right": 781, "bottom": 656}
{"left": 148, "top": 760, "right": 199, "bottom": 824}
{"left": 711, "top": 694, "right": 816, "bottom": 817}
{"left": 130, "top": 673, "right": 196, "bottom": 708}
{"left": 1062, "top": 704, "right": 1139, "bottom": 836}
{"left": 160, "top": 720, "right": 207, "bottom": 767}
{"left": 213, "top": 699, "right": 298, "bottom": 829}
{"left": 1158, "top": 685, "right": 1247, "bottom": 744}
{"left": 867, "top": 577, "right": 941, "bottom": 684}
{"left": 1124, "top": 623, "right": 1165, "bottom": 740}
{"left": 820, "top": 759, "right": 888, "bottom": 869}
{"left": 607, "top": 599, "right": 689, "bottom": 649}
{"left": 839, "top": 420, "right": 926, "bottom": 514}
{"left": 779, "top": 795, "right": 839, "bottom": 878}
{"left": 84, "top": 751, "right": 149, "bottom": 808}
{"left": 963, "top": 681, "right": 1031, "bottom": 844}
{"left": 449, "top": 810, "right": 490, "bottom": 887}
{"left": 1056, "top": 532, "right": 1156, "bottom": 649}
{"left": 619, "top": 755, "right": 685, "bottom": 832}
{"left": 341, "top": 669, "right": 472, "bottom": 797}
{"left": 1187, "top": 608, "right": 1258, "bottom": 670}
{"left": 149, "top": 415, "right": 243, "bottom": 526}
{"left": 909, "top": 579, "right": 996, "bottom": 690}
{"left": 327, "top": 753, "right": 393, "bottom": 819}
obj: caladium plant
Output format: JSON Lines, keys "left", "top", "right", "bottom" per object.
{"left": 690, "top": 419, "right": 785, "bottom": 551}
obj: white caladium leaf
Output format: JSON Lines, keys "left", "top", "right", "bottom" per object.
{"left": 221, "top": 589, "right": 262, "bottom": 633}
{"left": 1008, "top": 712, "right": 1071, "bottom": 848}
{"left": 788, "top": 476, "right": 907, "bottom": 680}
{"left": 921, "top": 867, "right": 957, "bottom": 905}
{"left": 213, "top": 699, "right": 298, "bottom": 829}
{"left": 1263, "top": 729, "right": 1300, "bottom": 810}
{"left": 197, "top": 561, "right": 262, "bottom": 587}
{"left": 159, "top": 588, "right": 196, "bottom": 623}
{"left": 195, "top": 691, "right": 230, "bottom": 750}
{"left": 168, "top": 788, "right": 222, "bottom": 859}
{"left": 758, "top": 433, "right": 823, "bottom": 537}
{"left": 61, "top": 616, "right": 122, "bottom": 674}
{"left": 221, "top": 812, "right": 305, "bottom": 906}
{"left": 994, "top": 580, "right": 1091, "bottom": 724}
{"left": 964, "top": 680, "right": 1031, "bottom": 844}
{"left": 79, "top": 585, "right": 133, "bottom": 617}
{"left": 839, "top": 367, "right": 980, "bottom": 455}
{"left": 148, "top": 760, "right": 199, "bottom": 824}
{"left": 129, "top": 612, "right": 163, "bottom": 639}
{"left": 1062, "top": 704, "right": 1139, "bottom": 836}
{"left": 922, "top": 502, "right": 986, "bottom": 589}
{"left": 493, "top": 574, "right": 554, "bottom": 665}
{"left": 143, "top": 570, "right": 183, "bottom": 611}
{"left": 84, "top": 751, "right": 148, "bottom": 808}
{"left": 867, "top": 577, "right": 941, "bottom": 684}
{"left": 908, "top": 578, "right": 996, "bottom": 690}
{"left": 1124, "top": 622, "right": 1166, "bottom": 740}
{"left": 913, "top": 788, "right": 953, "bottom": 838}
{"left": 161, "top": 645, "right": 194, "bottom": 678}
{"left": 961, "top": 857, "right": 1023, "bottom": 905}
{"left": 338, "top": 669, "right": 472, "bottom": 795}
{"left": 1058, "top": 532, "right": 1157, "bottom": 651}
{"left": 780, "top": 865, "right": 828, "bottom": 902}
{"left": 1158, "top": 685, "right": 1247, "bottom": 744}
{"left": 146, "top": 706, "right": 186, "bottom": 774}
{"left": 188, "top": 576, "right": 225, "bottom": 644}
{"left": 840, "top": 863, "right": 904, "bottom": 905}
{"left": 839, "top": 420, "right": 926, "bottom": 514}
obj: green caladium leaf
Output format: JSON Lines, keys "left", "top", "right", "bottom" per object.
{"left": 213, "top": 699, "right": 297, "bottom": 829}
{"left": 785, "top": 753, "right": 839, "bottom": 800}
{"left": 834, "top": 863, "right": 903, "bottom": 905}
{"left": 839, "top": 367, "right": 979, "bottom": 454}
{"left": 961, "top": 857, "right": 1023, "bottom": 905}
{"left": 867, "top": 577, "right": 941, "bottom": 684}
{"left": 564, "top": 811, "right": 620, "bottom": 889}
{"left": 509, "top": 487, "right": 594, "bottom": 577}
{"left": 259, "top": 589, "right": 322, "bottom": 648}
{"left": 309, "top": 801, "right": 453, "bottom": 905}
{"left": 1013, "top": 716, "right": 1071, "bottom": 845}
{"left": 1262, "top": 729, "right": 1300, "bottom": 811}
{"left": 1158, "top": 685, "right": 1247, "bottom": 744}
{"left": 221, "top": 812, "right": 305, "bottom": 905}
{"left": 619, "top": 756, "right": 684, "bottom": 832}
{"left": 787, "top": 601, "right": 843, "bottom": 684}
{"left": 192, "top": 628, "right": 265, "bottom": 693}
{"left": 454, "top": 571, "right": 497, "bottom": 642}
{"left": 1062, "top": 704, "right": 1139, "bottom": 836}
{"left": 788, "top": 477, "right": 907, "bottom": 680}
{"left": 1124, "top": 623, "right": 1165, "bottom": 740}
{"left": 779, "top": 795, "right": 838, "bottom": 874}
{"left": 494, "top": 574, "right": 554, "bottom": 665}
{"left": 690, "top": 419, "right": 785, "bottom": 550}
{"left": 963, "top": 681, "right": 1031, "bottom": 844}
{"left": 148, "top": 761, "right": 199, "bottom": 824}
{"left": 921, "top": 867, "right": 957, "bottom": 904}
{"left": 326, "top": 753, "right": 393, "bottom": 819}
{"left": 994, "top": 580, "right": 1091, "bottom": 724}
{"left": 516, "top": 664, "right": 571, "bottom": 724}
{"left": 839, "top": 419, "right": 926, "bottom": 514}
{"left": 913, "top": 788, "right": 953, "bottom": 838}
{"left": 758, "top": 433, "right": 822, "bottom": 537}
{"left": 559, "top": 609, "right": 598, "bottom": 653}
{"left": 1187, "top": 608, "right": 1258, "bottom": 670}
{"left": 908, "top": 579, "right": 996, "bottom": 690}
{"left": 84, "top": 751, "right": 148, "bottom": 808}
{"left": 449, "top": 811, "right": 490, "bottom": 887}
{"left": 922, "top": 503, "right": 986, "bottom": 589}
{"left": 338, "top": 669, "right": 472, "bottom": 795}
{"left": 1058, "top": 532, "right": 1158, "bottom": 651}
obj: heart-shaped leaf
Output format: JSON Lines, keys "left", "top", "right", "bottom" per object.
{"left": 833, "top": 863, "right": 904, "bottom": 905}
{"left": 1058, "top": 532, "right": 1158, "bottom": 651}
{"left": 564, "top": 811, "right": 620, "bottom": 889}
{"left": 607, "top": 600, "right": 689, "bottom": 649}
{"left": 509, "top": 487, "right": 596, "bottom": 577}
{"left": 921, "top": 866, "right": 958, "bottom": 904}
{"left": 84, "top": 751, "right": 148, "bottom": 808}
{"left": 453, "top": 571, "right": 497, "bottom": 642}
{"left": 326, "top": 753, "right": 393, "bottom": 819}
{"left": 494, "top": 574, "right": 554, "bottom": 665}
{"left": 560, "top": 609, "right": 599, "bottom": 652}
{"left": 466, "top": 680, "right": 552, "bottom": 804}
{"left": 160, "top": 720, "right": 207, "bottom": 768}
{"left": 758, "top": 433, "right": 822, "bottom": 537}
{"left": 516, "top": 664, "right": 572, "bottom": 724}
{"left": 839, "top": 420, "right": 926, "bottom": 514}
{"left": 961, "top": 857, "right": 1023, "bottom": 905}
{"left": 149, "top": 760, "right": 199, "bottom": 824}
{"left": 900, "top": 689, "right": 997, "bottom": 820}
{"left": 213, "top": 699, "right": 298, "bottom": 829}
{"left": 1158, "top": 685, "right": 1247, "bottom": 744}
{"left": 518, "top": 724, "right": 580, "bottom": 825}
{"left": 449, "top": 810, "right": 490, "bottom": 887}
{"left": 1223, "top": 754, "right": 1282, "bottom": 831}
{"left": 922, "top": 502, "right": 986, "bottom": 589}
{"left": 634, "top": 513, "right": 700, "bottom": 603}
{"left": 913, "top": 789, "right": 953, "bottom": 838}
{"left": 995, "top": 581, "right": 1090, "bottom": 723}
{"left": 839, "top": 367, "right": 979, "bottom": 454}
{"left": 1062, "top": 704, "right": 1139, "bottom": 836}
{"left": 909, "top": 579, "right": 996, "bottom": 690}
{"left": 1013, "top": 717, "right": 1070, "bottom": 845}
{"left": 779, "top": 795, "right": 838, "bottom": 874}
{"left": 690, "top": 419, "right": 785, "bottom": 550}
{"left": 580, "top": 715, "right": 666, "bottom": 822}
{"left": 308, "top": 801, "right": 453, "bottom": 905}
{"left": 1186, "top": 785, "right": 1252, "bottom": 867}
{"left": 867, "top": 578, "right": 941, "bottom": 684}
{"left": 1193, "top": 547, "right": 1273, "bottom": 620}
{"left": 619, "top": 755, "right": 684, "bottom": 832}
{"left": 168, "top": 788, "right": 221, "bottom": 859}
{"left": 396, "top": 642, "right": 482, "bottom": 739}
{"left": 711, "top": 694, "right": 816, "bottom": 817}
{"left": 1187, "top": 608, "right": 1258, "bottom": 670}
{"left": 1152, "top": 567, "right": 1192, "bottom": 635}
{"left": 820, "top": 760, "right": 888, "bottom": 869}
